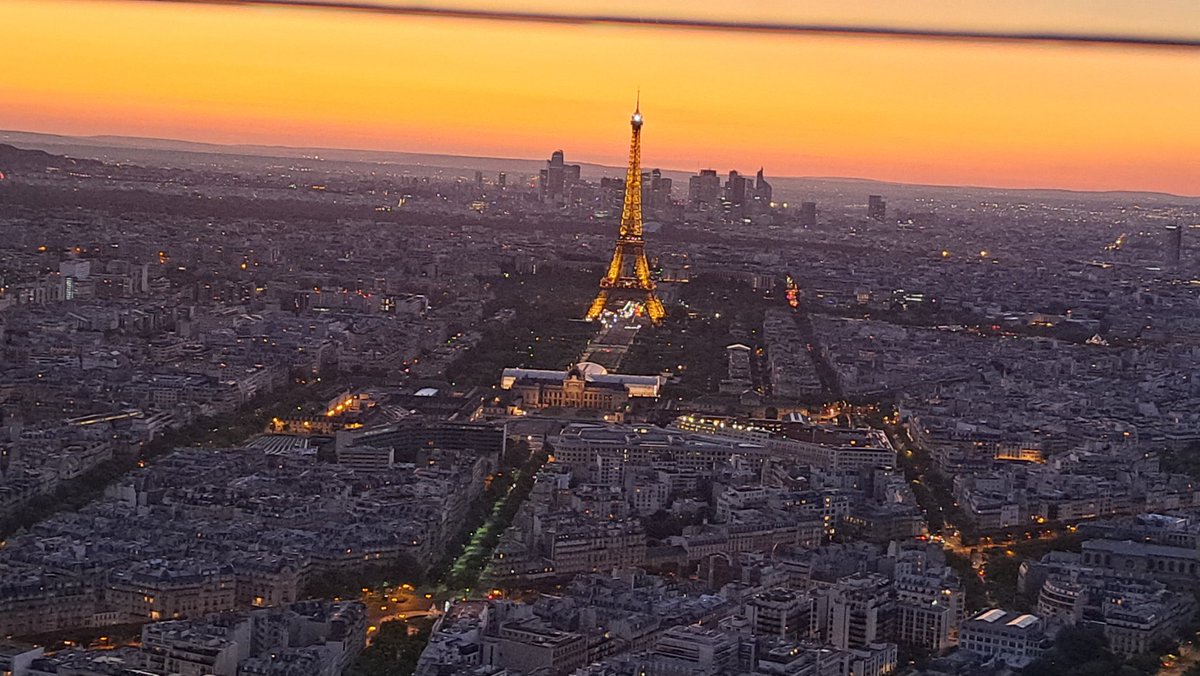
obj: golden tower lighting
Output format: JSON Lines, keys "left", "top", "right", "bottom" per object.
{"left": 585, "top": 100, "right": 667, "bottom": 324}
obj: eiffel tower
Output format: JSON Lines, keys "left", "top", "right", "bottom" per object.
{"left": 585, "top": 100, "right": 667, "bottom": 324}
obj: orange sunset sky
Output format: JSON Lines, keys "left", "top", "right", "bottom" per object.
{"left": 2, "top": 0, "right": 1199, "bottom": 195}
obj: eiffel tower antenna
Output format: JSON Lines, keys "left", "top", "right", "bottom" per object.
{"left": 585, "top": 100, "right": 667, "bottom": 324}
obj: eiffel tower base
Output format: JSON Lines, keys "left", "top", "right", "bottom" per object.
{"left": 585, "top": 287, "right": 666, "bottom": 324}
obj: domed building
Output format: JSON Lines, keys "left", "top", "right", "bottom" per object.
{"left": 499, "top": 362, "right": 664, "bottom": 414}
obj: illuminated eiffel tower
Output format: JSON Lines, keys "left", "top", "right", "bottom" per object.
{"left": 585, "top": 100, "right": 667, "bottom": 324}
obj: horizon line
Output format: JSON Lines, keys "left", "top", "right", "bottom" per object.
{"left": 4, "top": 128, "right": 1199, "bottom": 200}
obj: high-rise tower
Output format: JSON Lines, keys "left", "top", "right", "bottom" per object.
{"left": 1165, "top": 224, "right": 1182, "bottom": 269}
{"left": 585, "top": 101, "right": 667, "bottom": 324}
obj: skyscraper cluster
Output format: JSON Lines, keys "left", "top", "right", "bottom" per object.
{"left": 538, "top": 149, "right": 582, "bottom": 204}
{"left": 685, "top": 167, "right": 772, "bottom": 216}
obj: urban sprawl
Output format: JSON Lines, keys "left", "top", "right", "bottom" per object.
{"left": 0, "top": 114, "right": 1198, "bottom": 676}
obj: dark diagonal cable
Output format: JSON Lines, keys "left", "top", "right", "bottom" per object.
{"left": 129, "top": 0, "right": 1200, "bottom": 49}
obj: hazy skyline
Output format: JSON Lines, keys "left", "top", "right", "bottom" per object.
{"left": 4, "top": 0, "right": 1200, "bottom": 195}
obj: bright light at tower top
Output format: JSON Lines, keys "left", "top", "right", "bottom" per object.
{"left": 631, "top": 111, "right": 643, "bottom": 128}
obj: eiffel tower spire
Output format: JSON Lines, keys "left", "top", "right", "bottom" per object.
{"left": 585, "top": 101, "right": 667, "bottom": 324}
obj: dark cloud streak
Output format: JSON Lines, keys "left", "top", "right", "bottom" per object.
{"left": 133, "top": 0, "right": 1200, "bottom": 49}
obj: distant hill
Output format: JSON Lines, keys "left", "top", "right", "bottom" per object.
{"left": 0, "top": 142, "right": 105, "bottom": 177}
{"left": 0, "top": 130, "right": 555, "bottom": 177}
